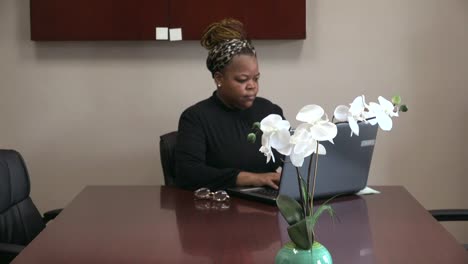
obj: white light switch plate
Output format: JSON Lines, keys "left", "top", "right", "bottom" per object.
{"left": 155, "top": 27, "right": 168, "bottom": 40}
{"left": 169, "top": 28, "right": 183, "bottom": 41}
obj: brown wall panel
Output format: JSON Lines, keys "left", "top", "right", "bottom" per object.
{"left": 169, "top": 0, "right": 306, "bottom": 40}
{"left": 30, "top": 0, "right": 305, "bottom": 40}
{"left": 30, "top": 0, "right": 169, "bottom": 40}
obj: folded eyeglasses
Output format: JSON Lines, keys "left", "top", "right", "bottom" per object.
{"left": 194, "top": 187, "right": 230, "bottom": 202}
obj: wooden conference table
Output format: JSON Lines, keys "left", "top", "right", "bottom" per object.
{"left": 12, "top": 186, "right": 467, "bottom": 263}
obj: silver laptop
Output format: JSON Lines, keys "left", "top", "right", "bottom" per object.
{"left": 227, "top": 121, "right": 378, "bottom": 205}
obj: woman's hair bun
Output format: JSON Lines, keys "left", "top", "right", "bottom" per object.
{"left": 200, "top": 18, "right": 247, "bottom": 50}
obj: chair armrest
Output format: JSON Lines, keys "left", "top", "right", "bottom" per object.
{"left": 43, "top": 208, "right": 63, "bottom": 223}
{"left": 0, "top": 242, "right": 24, "bottom": 260}
{"left": 0, "top": 242, "right": 24, "bottom": 255}
{"left": 429, "top": 209, "right": 468, "bottom": 221}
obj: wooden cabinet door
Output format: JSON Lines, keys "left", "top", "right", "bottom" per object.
{"left": 169, "top": 0, "right": 305, "bottom": 40}
{"left": 30, "top": 0, "right": 169, "bottom": 40}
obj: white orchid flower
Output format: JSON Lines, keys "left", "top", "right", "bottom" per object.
{"left": 288, "top": 124, "right": 326, "bottom": 167}
{"left": 334, "top": 96, "right": 367, "bottom": 121}
{"left": 270, "top": 129, "right": 293, "bottom": 156}
{"left": 363, "top": 111, "right": 378, "bottom": 126}
{"left": 296, "top": 105, "right": 325, "bottom": 124}
{"left": 378, "top": 96, "right": 398, "bottom": 118}
{"left": 349, "top": 95, "right": 367, "bottom": 117}
{"left": 334, "top": 95, "right": 385, "bottom": 136}
{"left": 296, "top": 105, "right": 338, "bottom": 142}
{"left": 333, "top": 105, "right": 349, "bottom": 122}
{"left": 366, "top": 96, "right": 398, "bottom": 131}
{"left": 368, "top": 102, "right": 393, "bottom": 131}
{"left": 347, "top": 96, "right": 368, "bottom": 136}
{"left": 334, "top": 95, "right": 371, "bottom": 136}
{"left": 365, "top": 96, "right": 398, "bottom": 131}
{"left": 259, "top": 135, "right": 274, "bottom": 163}
{"left": 260, "top": 114, "right": 290, "bottom": 134}
{"left": 259, "top": 114, "right": 291, "bottom": 163}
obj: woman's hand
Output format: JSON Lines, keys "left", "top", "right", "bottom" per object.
{"left": 236, "top": 171, "right": 281, "bottom": 189}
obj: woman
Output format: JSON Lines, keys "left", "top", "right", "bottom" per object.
{"left": 175, "top": 19, "right": 283, "bottom": 190}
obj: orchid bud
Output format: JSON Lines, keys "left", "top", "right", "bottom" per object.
{"left": 391, "top": 95, "right": 402, "bottom": 105}
{"left": 399, "top": 104, "right": 408, "bottom": 112}
{"left": 252, "top": 122, "right": 260, "bottom": 130}
{"left": 247, "top": 133, "right": 257, "bottom": 143}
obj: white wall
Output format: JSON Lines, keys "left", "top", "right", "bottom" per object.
{"left": 1, "top": 0, "right": 467, "bottom": 243}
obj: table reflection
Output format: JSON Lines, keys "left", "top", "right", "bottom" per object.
{"left": 277, "top": 196, "right": 376, "bottom": 263}
{"left": 193, "top": 200, "right": 231, "bottom": 211}
{"left": 160, "top": 187, "right": 282, "bottom": 262}
{"left": 161, "top": 187, "right": 376, "bottom": 263}
{"left": 12, "top": 186, "right": 465, "bottom": 263}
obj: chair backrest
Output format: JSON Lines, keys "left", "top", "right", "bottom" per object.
{"left": 0, "top": 149, "right": 45, "bottom": 246}
{"left": 159, "top": 131, "right": 178, "bottom": 186}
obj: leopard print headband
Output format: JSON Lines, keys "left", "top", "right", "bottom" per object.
{"left": 206, "top": 39, "right": 256, "bottom": 77}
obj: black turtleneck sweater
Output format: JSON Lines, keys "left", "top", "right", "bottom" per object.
{"left": 175, "top": 92, "right": 283, "bottom": 190}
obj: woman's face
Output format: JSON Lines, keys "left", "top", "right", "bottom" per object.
{"left": 215, "top": 54, "right": 259, "bottom": 110}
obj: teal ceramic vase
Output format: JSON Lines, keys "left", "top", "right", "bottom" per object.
{"left": 275, "top": 241, "right": 332, "bottom": 264}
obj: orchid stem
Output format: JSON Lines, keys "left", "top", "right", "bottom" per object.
{"left": 296, "top": 167, "right": 307, "bottom": 217}
{"left": 306, "top": 150, "right": 314, "bottom": 216}
{"left": 310, "top": 143, "right": 320, "bottom": 215}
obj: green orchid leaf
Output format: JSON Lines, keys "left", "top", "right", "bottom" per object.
{"left": 391, "top": 95, "right": 402, "bottom": 105}
{"left": 276, "top": 195, "right": 304, "bottom": 225}
{"left": 309, "top": 204, "right": 336, "bottom": 231}
{"left": 298, "top": 175, "right": 308, "bottom": 215}
{"left": 305, "top": 214, "right": 314, "bottom": 248}
{"left": 287, "top": 218, "right": 313, "bottom": 250}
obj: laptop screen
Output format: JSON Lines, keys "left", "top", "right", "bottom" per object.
{"left": 279, "top": 122, "right": 378, "bottom": 200}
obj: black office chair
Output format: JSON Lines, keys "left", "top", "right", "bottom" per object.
{"left": 159, "top": 131, "right": 178, "bottom": 187}
{"left": 428, "top": 209, "right": 468, "bottom": 250}
{"left": 0, "top": 149, "right": 61, "bottom": 263}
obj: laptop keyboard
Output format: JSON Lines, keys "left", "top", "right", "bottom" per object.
{"left": 251, "top": 187, "right": 279, "bottom": 198}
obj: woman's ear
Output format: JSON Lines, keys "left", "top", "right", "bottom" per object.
{"left": 213, "top": 72, "right": 223, "bottom": 88}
